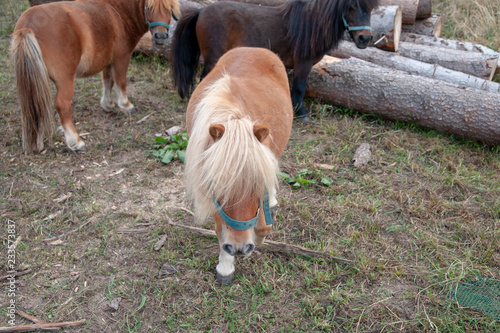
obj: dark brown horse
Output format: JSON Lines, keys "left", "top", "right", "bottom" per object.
{"left": 11, "top": 0, "right": 180, "bottom": 153}
{"left": 171, "top": 0, "right": 379, "bottom": 122}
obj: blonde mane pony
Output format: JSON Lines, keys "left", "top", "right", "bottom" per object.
{"left": 184, "top": 74, "right": 279, "bottom": 222}
{"left": 147, "top": 0, "right": 181, "bottom": 19}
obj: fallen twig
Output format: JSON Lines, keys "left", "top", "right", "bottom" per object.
{"left": 0, "top": 269, "right": 32, "bottom": 281}
{"left": 154, "top": 234, "right": 168, "bottom": 251}
{"left": 0, "top": 309, "right": 85, "bottom": 332}
{"left": 43, "top": 218, "right": 95, "bottom": 242}
{"left": 116, "top": 228, "right": 149, "bottom": 234}
{"left": 165, "top": 220, "right": 351, "bottom": 264}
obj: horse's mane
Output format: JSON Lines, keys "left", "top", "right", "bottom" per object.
{"left": 280, "top": 0, "right": 379, "bottom": 59}
{"left": 184, "top": 74, "right": 279, "bottom": 222}
{"left": 147, "top": 0, "right": 181, "bottom": 19}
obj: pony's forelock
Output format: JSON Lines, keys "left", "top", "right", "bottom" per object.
{"left": 184, "top": 74, "right": 279, "bottom": 223}
{"left": 147, "top": 0, "right": 181, "bottom": 19}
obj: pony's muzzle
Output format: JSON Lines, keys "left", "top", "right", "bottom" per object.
{"left": 355, "top": 34, "right": 372, "bottom": 49}
{"left": 222, "top": 242, "right": 255, "bottom": 256}
{"left": 153, "top": 31, "right": 169, "bottom": 44}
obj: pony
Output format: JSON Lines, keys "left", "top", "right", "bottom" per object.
{"left": 171, "top": 0, "right": 379, "bottom": 122}
{"left": 184, "top": 47, "right": 293, "bottom": 284}
{"left": 11, "top": 0, "right": 180, "bottom": 153}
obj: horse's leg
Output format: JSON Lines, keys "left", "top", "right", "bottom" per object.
{"left": 54, "top": 79, "right": 86, "bottom": 151}
{"left": 112, "top": 56, "right": 135, "bottom": 114}
{"left": 291, "top": 59, "right": 314, "bottom": 122}
{"left": 216, "top": 250, "right": 235, "bottom": 285}
{"left": 100, "top": 65, "right": 115, "bottom": 112}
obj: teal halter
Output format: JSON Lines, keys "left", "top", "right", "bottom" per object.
{"left": 342, "top": 15, "right": 372, "bottom": 39}
{"left": 212, "top": 189, "right": 274, "bottom": 231}
{"left": 144, "top": 5, "right": 179, "bottom": 31}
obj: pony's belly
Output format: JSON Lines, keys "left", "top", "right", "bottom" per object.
{"left": 75, "top": 51, "right": 111, "bottom": 78}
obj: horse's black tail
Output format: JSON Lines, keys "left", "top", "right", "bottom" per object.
{"left": 171, "top": 7, "right": 202, "bottom": 99}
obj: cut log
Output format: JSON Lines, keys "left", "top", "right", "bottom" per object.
{"left": 329, "top": 42, "right": 500, "bottom": 93}
{"left": 370, "top": 6, "right": 402, "bottom": 52}
{"left": 400, "top": 33, "right": 500, "bottom": 57}
{"left": 306, "top": 56, "right": 500, "bottom": 146}
{"left": 397, "top": 42, "right": 499, "bottom": 81}
{"left": 402, "top": 14, "right": 443, "bottom": 37}
{"left": 378, "top": 0, "right": 419, "bottom": 25}
{"left": 416, "top": 0, "right": 432, "bottom": 19}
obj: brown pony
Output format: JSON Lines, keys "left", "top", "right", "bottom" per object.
{"left": 11, "top": 0, "right": 180, "bottom": 153}
{"left": 184, "top": 47, "right": 293, "bottom": 284}
{"left": 172, "top": 0, "right": 379, "bottom": 122}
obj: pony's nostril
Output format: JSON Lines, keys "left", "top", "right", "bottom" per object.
{"left": 242, "top": 243, "right": 255, "bottom": 255}
{"left": 358, "top": 34, "right": 368, "bottom": 44}
{"left": 222, "top": 243, "right": 235, "bottom": 255}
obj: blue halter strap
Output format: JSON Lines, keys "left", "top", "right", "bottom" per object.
{"left": 144, "top": 5, "right": 179, "bottom": 31}
{"left": 342, "top": 15, "right": 372, "bottom": 39}
{"left": 212, "top": 189, "right": 274, "bottom": 231}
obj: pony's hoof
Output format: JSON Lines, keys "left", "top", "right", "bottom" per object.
{"left": 216, "top": 272, "right": 234, "bottom": 285}
{"left": 128, "top": 107, "right": 136, "bottom": 114}
{"left": 296, "top": 115, "right": 311, "bottom": 123}
{"left": 78, "top": 145, "right": 88, "bottom": 152}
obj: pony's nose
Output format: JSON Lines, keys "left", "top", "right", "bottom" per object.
{"left": 154, "top": 32, "right": 168, "bottom": 44}
{"left": 222, "top": 242, "right": 255, "bottom": 256}
{"left": 357, "top": 34, "right": 371, "bottom": 46}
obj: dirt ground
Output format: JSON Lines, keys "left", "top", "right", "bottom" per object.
{"left": 1, "top": 1, "right": 500, "bottom": 332}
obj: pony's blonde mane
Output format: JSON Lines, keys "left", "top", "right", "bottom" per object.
{"left": 147, "top": 0, "right": 181, "bottom": 19}
{"left": 184, "top": 74, "right": 279, "bottom": 222}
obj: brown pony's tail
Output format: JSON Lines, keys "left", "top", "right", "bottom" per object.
{"left": 11, "top": 28, "right": 53, "bottom": 154}
{"left": 170, "top": 7, "right": 201, "bottom": 99}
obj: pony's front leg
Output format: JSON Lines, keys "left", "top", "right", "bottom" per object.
{"left": 100, "top": 65, "right": 115, "bottom": 112}
{"left": 291, "top": 59, "right": 314, "bottom": 122}
{"left": 55, "top": 81, "right": 87, "bottom": 151}
{"left": 216, "top": 249, "right": 235, "bottom": 285}
{"left": 112, "top": 57, "right": 135, "bottom": 114}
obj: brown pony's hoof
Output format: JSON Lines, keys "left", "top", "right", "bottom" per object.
{"left": 216, "top": 272, "right": 234, "bottom": 285}
{"left": 295, "top": 115, "right": 311, "bottom": 123}
{"left": 129, "top": 107, "right": 136, "bottom": 114}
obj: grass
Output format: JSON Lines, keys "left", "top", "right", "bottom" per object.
{"left": 1, "top": 0, "right": 499, "bottom": 332}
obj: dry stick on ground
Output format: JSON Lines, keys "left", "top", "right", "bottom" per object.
{"left": 164, "top": 218, "right": 352, "bottom": 264}
{"left": 0, "top": 269, "right": 32, "bottom": 281}
{"left": 329, "top": 42, "right": 500, "bottom": 93}
{"left": 0, "top": 310, "right": 85, "bottom": 332}
{"left": 42, "top": 217, "right": 95, "bottom": 242}
{"left": 306, "top": 56, "right": 500, "bottom": 145}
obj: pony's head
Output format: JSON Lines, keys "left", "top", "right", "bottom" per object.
{"left": 185, "top": 74, "right": 279, "bottom": 258}
{"left": 342, "top": 0, "right": 379, "bottom": 49}
{"left": 144, "top": 0, "right": 181, "bottom": 44}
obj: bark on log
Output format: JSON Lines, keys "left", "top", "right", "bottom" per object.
{"left": 416, "top": 0, "right": 432, "bottom": 19}
{"left": 370, "top": 6, "right": 402, "bottom": 52}
{"left": 306, "top": 56, "right": 500, "bottom": 145}
{"left": 329, "top": 42, "right": 500, "bottom": 93}
{"left": 402, "top": 14, "right": 443, "bottom": 37}
{"left": 397, "top": 42, "right": 499, "bottom": 81}
{"left": 378, "top": 0, "right": 419, "bottom": 25}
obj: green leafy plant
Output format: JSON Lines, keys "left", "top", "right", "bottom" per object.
{"left": 152, "top": 132, "right": 188, "bottom": 164}
{"left": 278, "top": 169, "right": 333, "bottom": 188}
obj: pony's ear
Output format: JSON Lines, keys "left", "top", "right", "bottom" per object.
{"left": 253, "top": 124, "right": 269, "bottom": 143}
{"left": 209, "top": 124, "right": 225, "bottom": 141}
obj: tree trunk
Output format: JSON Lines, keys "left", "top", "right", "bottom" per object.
{"left": 416, "top": 0, "right": 432, "bottom": 19}
{"left": 370, "top": 6, "right": 402, "bottom": 52}
{"left": 329, "top": 42, "right": 500, "bottom": 93}
{"left": 397, "top": 42, "right": 499, "bottom": 81}
{"left": 378, "top": 0, "right": 419, "bottom": 25}
{"left": 402, "top": 14, "right": 443, "bottom": 37}
{"left": 306, "top": 56, "right": 500, "bottom": 145}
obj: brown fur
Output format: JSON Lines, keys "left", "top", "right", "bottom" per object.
{"left": 11, "top": 0, "right": 179, "bottom": 153}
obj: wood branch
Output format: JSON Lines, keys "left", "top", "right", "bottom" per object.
{"left": 0, "top": 269, "right": 32, "bottom": 281}
{"left": 397, "top": 42, "right": 499, "bottom": 81}
{"left": 402, "top": 14, "right": 443, "bottom": 37}
{"left": 416, "top": 0, "right": 432, "bottom": 19}
{"left": 378, "top": 0, "right": 419, "bottom": 25}
{"left": 370, "top": 6, "right": 402, "bottom": 52}
{"left": 306, "top": 56, "right": 500, "bottom": 145}
{"left": 165, "top": 220, "right": 352, "bottom": 263}
{"left": 0, "top": 310, "right": 85, "bottom": 332}
{"left": 329, "top": 42, "right": 500, "bottom": 93}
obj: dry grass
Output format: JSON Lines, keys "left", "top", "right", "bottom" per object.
{"left": 434, "top": 0, "right": 500, "bottom": 51}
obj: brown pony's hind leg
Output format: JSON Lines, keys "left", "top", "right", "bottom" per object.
{"left": 100, "top": 65, "right": 115, "bottom": 112}
{"left": 112, "top": 56, "right": 135, "bottom": 114}
{"left": 55, "top": 79, "right": 87, "bottom": 151}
